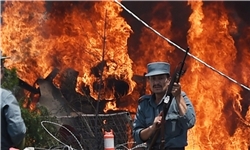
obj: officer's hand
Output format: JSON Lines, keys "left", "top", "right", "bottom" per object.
{"left": 152, "top": 111, "right": 163, "bottom": 131}
{"left": 171, "top": 82, "right": 181, "bottom": 98}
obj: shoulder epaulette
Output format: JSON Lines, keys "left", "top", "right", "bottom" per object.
{"left": 138, "top": 95, "right": 151, "bottom": 103}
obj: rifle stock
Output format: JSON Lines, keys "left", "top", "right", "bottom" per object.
{"left": 148, "top": 48, "right": 190, "bottom": 150}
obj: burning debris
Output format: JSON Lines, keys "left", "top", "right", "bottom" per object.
{"left": 21, "top": 67, "right": 139, "bottom": 115}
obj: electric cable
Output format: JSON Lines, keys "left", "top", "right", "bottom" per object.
{"left": 114, "top": 0, "right": 250, "bottom": 91}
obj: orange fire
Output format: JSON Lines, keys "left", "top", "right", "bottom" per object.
{"left": 1, "top": 1, "right": 135, "bottom": 111}
{"left": 185, "top": 1, "right": 250, "bottom": 149}
{"left": 1, "top": 1, "right": 250, "bottom": 149}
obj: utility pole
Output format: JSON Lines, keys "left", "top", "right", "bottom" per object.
{"left": 94, "top": 9, "right": 107, "bottom": 149}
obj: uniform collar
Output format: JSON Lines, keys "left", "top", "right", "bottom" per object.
{"left": 149, "top": 93, "right": 165, "bottom": 107}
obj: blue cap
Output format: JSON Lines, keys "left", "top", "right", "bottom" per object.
{"left": 0, "top": 50, "right": 9, "bottom": 60}
{"left": 0, "top": 51, "right": 10, "bottom": 60}
{"left": 1, "top": 56, "right": 8, "bottom": 60}
{"left": 145, "top": 62, "right": 170, "bottom": 77}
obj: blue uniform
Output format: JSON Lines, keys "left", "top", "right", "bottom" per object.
{"left": 133, "top": 91, "right": 196, "bottom": 149}
{"left": 1, "top": 88, "right": 26, "bottom": 150}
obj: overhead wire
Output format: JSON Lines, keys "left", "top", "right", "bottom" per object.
{"left": 114, "top": 0, "right": 250, "bottom": 91}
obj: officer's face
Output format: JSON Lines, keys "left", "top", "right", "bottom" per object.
{"left": 148, "top": 74, "right": 170, "bottom": 94}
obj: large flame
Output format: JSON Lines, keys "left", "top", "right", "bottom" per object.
{"left": 1, "top": 1, "right": 250, "bottom": 149}
{"left": 129, "top": 1, "right": 250, "bottom": 149}
{"left": 1, "top": 1, "right": 135, "bottom": 111}
{"left": 185, "top": 1, "right": 250, "bottom": 149}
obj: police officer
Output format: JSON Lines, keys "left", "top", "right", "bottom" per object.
{"left": 133, "top": 62, "right": 196, "bottom": 150}
{"left": 1, "top": 52, "right": 26, "bottom": 150}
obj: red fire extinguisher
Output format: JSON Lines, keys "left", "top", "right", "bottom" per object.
{"left": 104, "top": 129, "right": 115, "bottom": 150}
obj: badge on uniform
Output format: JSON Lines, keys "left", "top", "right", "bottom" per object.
{"left": 163, "top": 95, "right": 170, "bottom": 104}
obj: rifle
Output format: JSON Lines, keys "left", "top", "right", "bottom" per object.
{"left": 148, "top": 48, "right": 190, "bottom": 150}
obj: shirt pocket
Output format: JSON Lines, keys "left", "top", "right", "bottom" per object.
{"left": 165, "top": 119, "right": 182, "bottom": 137}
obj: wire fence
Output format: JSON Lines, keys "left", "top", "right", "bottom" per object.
{"left": 36, "top": 111, "right": 146, "bottom": 150}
